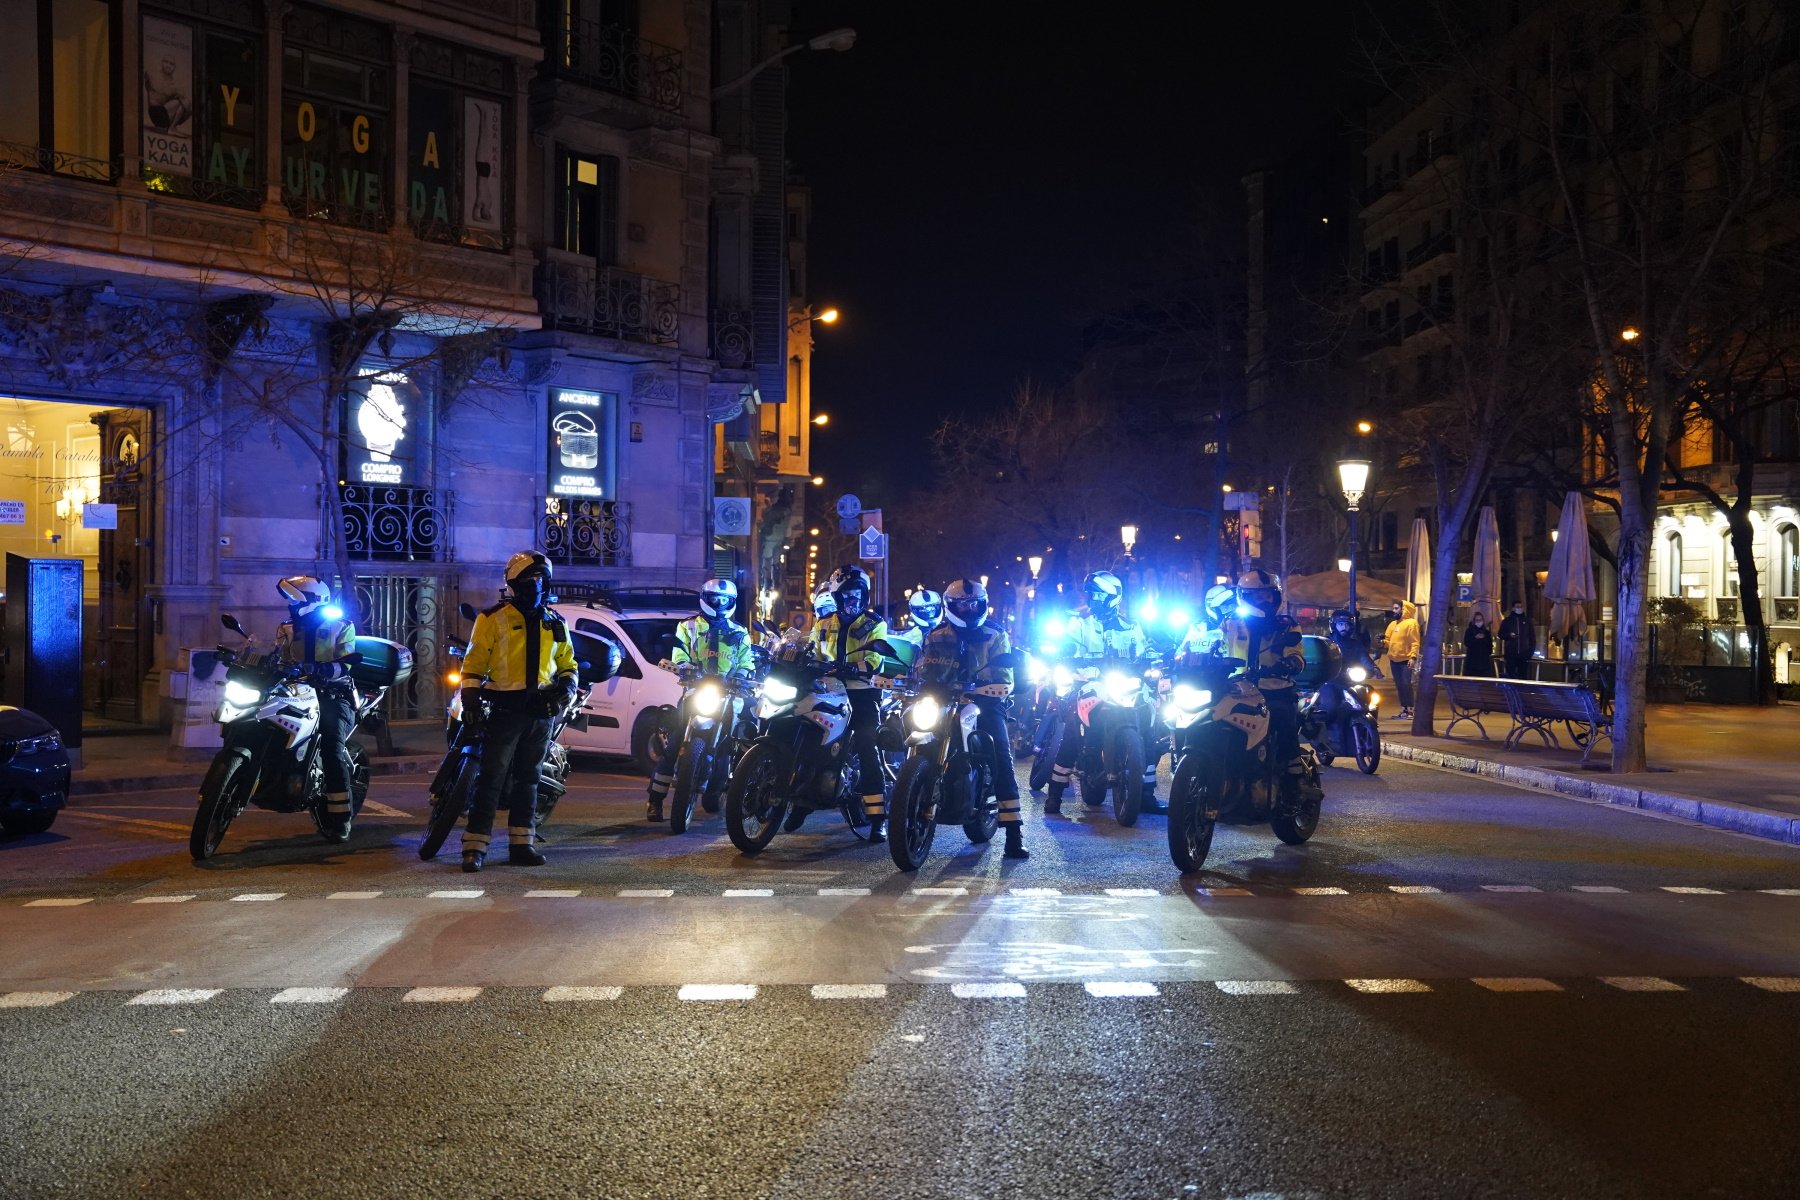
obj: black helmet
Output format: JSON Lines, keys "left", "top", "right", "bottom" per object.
{"left": 828, "top": 564, "right": 871, "bottom": 617}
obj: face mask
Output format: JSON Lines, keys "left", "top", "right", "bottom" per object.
{"left": 514, "top": 575, "right": 548, "bottom": 609}
{"left": 1512, "top": 607, "right": 1524, "bottom": 615}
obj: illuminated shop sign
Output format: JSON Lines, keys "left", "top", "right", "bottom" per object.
{"left": 548, "top": 390, "right": 617, "bottom": 499}
{"left": 344, "top": 370, "right": 421, "bottom": 487}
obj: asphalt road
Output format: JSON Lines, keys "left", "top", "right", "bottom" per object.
{"left": 4, "top": 753, "right": 1800, "bottom": 1199}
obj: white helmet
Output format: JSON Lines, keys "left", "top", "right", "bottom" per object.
{"left": 277, "top": 575, "right": 333, "bottom": 620}
{"left": 1203, "top": 583, "right": 1236, "bottom": 624}
{"left": 1083, "top": 570, "right": 1123, "bottom": 613}
{"left": 943, "top": 578, "right": 988, "bottom": 629}
{"left": 908, "top": 588, "right": 943, "bottom": 630}
{"left": 699, "top": 577, "right": 738, "bottom": 620}
{"left": 505, "top": 550, "right": 552, "bottom": 584}
{"left": 812, "top": 590, "right": 837, "bottom": 618}
{"left": 1235, "top": 568, "right": 1282, "bottom": 619}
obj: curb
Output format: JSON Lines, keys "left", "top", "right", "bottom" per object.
{"left": 1384, "top": 739, "right": 1800, "bottom": 846}
{"left": 69, "top": 754, "right": 442, "bottom": 798}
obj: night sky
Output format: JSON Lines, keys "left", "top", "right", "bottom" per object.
{"left": 786, "top": 2, "right": 1400, "bottom": 511}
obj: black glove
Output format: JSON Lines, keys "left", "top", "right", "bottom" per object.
{"left": 459, "top": 690, "right": 485, "bottom": 732}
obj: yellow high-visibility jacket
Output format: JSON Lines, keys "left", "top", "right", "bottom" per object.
{"left": 462, "top": 602, "right": 578, "bottom": 692}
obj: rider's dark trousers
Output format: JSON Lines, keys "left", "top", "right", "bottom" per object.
{"left": 464, "top": 698, "right": 551, "bottom": 850}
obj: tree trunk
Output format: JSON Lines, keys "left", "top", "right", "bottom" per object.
{"left": 1729, "top": 513, "right": 1777, "bottom": 706}
{"left": 1610, "top": 514, "right": 1652, "bottom": 772}
{"left": 1410, "top": 532, "right": 1464, "bottom": 736}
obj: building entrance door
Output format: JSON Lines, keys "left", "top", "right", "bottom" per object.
{"left": 92, "top": 409, "right": 154, "bottom": 722}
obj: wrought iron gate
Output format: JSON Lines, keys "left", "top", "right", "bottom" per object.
{"left": 353, "top": 574, "right": 455, "bottom": 719}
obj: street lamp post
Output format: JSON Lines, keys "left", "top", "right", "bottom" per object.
{"left": 712, "top": 28, "right": 856, "bottom": 100}
{"left": 1337, "top": 459, "right": 1370, "bottom": 629}
{"left": 1120, "top": 524, "right": 1138, "bottom": 615}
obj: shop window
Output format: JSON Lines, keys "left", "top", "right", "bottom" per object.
{"left": 282, "top": 3, "right": 390, "bottom": 227}
{"left": 141, "top": 6, "right": 261, "bottom": 208}
{"left": 1776, "top": 524, "right": 1800, "bottom": 598}
{"left": 407, "top": 37, "right": 510, "bottom": 250}
{"left": 0, "top": 0, "right": 115, "bottom": 180}
{"left": 1721, "top": 532, "right": 1739, "bottom": 597}
{"left": 1664, "top": 532, "right": 1683, "bottom": 596}
{"left": 556, "top": 150, "right": 620, "bottom": 263}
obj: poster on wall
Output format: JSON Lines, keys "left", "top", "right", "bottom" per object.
{"left": 142, "top": 16, "right": 195, "bottom": 176}
{"left": 344, "top": 370, "right": 422, "bottom": 487}
{"left": 548, "top": 390, "right": 615, "bottom": 499}
{"left": 463, "top": 97, "right": 502, "bottom": 232}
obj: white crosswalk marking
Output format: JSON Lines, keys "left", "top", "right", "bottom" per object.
{"left": 1388, "top": 885, "right": 1441, "bottom": 895}
{"left": 1740, "top": 977, "right": 1800, "bottom": 992}
{"left": 24, "top": 898, "right": 92, "bottom": 907}
{"left": 1009, "top": 887, "right": 1062, "bottom": 897}
{"left": 1572, "top": 885, "right": 1628, "bottom": 893}
{"left": 811, "top": 984, "right": 887, "bottom": 1000}
{"left": 951, "top": 982, "right": 1027, "bottom": 999}
{"left": 0, "top": 991, "right": 77, "bottom": 1008}
{"left": 327, "top": 891, "right": 382, "bottom": 900}
{"left": 1216, "top": 980, "right": 1299, "bottom": 995}
{"left": 722, "top": 888, "right": 774, "bottom": 898}
{"left": 1481, "top": 885, "right": 1541, "bottom": 893}
{"left": 1104, "top": 888, "right": 1160, "bottom": 898}
{"left": 1660, "top": 886, "right": 1724, "bottom": 895}
{"left": 1194, "top": 887, "right": 1252, "bottom": 897}
{"left": 132, "top": 895, "right": 195, "bottom": 904}
{"left": 428, "top": 890, "right": 485, "bottom": 899}
{"left": 817, "top": 887, "right": 872, "bottom": 897}
{"left": 1345, "top": 979, "right": 1433, "bottom": 993}
{"left": 271, "top": 987, "right": 349, "bottom": 1004}
{"left": 525, "top": 890, "right": 582, "bottom": 898}
{"left": 1292, "top": 887, "right": 1350, "bottom": 895}
{"left": 543, "top": 986, "right": 623, "bottom": 1002}
{"left": 1473, "top": 977, "right": 1563, "bottom": 992}
{"left": 230, "top": 893, "right": 285, "bottom": 903}
{"left": 1084, "top": 981, "right": 1159, "bottom": 998}
{"left": 619, "top": 888, "right": 675, "bottom": 898}
{"left": 678, "top": 984, "right": 757, "bottom": 1001}
{"left": 1760, "top": 889, "right": 1800, "bottom": 896}
{"left": 403, "top": 987, "right": 482, "bottom": 1003}
{"left": 1601, "top": 977, "right": 1685, "bottom": 992}
{"left": 912, "top": 886, "right": 968, "bottom": 896}
{"left": 128, "top": 989, "right": 222, "bottom": 1005}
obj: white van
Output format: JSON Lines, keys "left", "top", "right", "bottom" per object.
{"left": 549, "top": 591, "right": 695, "bottom": 773}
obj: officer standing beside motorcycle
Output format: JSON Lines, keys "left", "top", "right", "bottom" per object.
{"left": 275, "top": 576, "right": 359, "bottom": 841}
{"left": 455, "top": 552, "right": 578, "bottom": 872}
{"left": 805, "top": 565, "right": 890, "bottom": 839}
{"left": 645, "top": 578, "right": 758, "bottom": 822}
{"left": 1044, "top": 570, "right": 1148, "bottom": 816}
{"left": 921, "top": 579, "right": 1029, "bottom": 859}
{"left": 1214, "top": 569, "right": 1309, "bottom": 797}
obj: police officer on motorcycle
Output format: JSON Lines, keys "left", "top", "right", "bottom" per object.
{"left": 921, "top": 579, "right": 1029, "bottom": 859}
{"left": 455, "top": 552, "right": 578, "bottom": 872}
{"left": 888, "top": 588, "right": 943, "bottom": 673}
{"left": 1214, "top": 568, "right": 1308, "bottom": 796}
{"left": 276, "top": 576, "right": 358, "bottom": 841}
{"left": 1043, "top": 570, "right": 1149, "bottom": 817}
{"left": 645, "top": 578, "right": 758, "bottom": 822}
{"left": 804, "top": 565, "right": 890, "bottom": 839}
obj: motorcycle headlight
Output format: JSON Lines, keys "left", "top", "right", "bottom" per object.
{"left": 1052, "top": 664, "right": 1075, "bottom": 692}
{"left": 1026, "top": 656, "right": 1048, "bottom": 686}
{"left": 1173, "top": 684, "right": 1212, "bottom": 712}
{"left": 1368, "top": 690, "right": 1381, "bottom": 711}
{"left": 1103, "top": 671, "right": 1138, "bottom": 706}
{"left": 1347, "top": 665, "right": 1368, "bottom": 683}
{"left": 760, "top": 679, "right": 798, "bottom": 706}
{"left": 693, "top": 683, "right": 724, "bottom": 716}
{"left": 224, "top": 680, "right": 265, "bottom": 708}
{"left": 909, "top": 695, "right": 942, "bottom": 731}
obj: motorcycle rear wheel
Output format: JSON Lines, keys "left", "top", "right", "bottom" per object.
{"left": 670, "top": 740, "right": 711, "bottom": 834}
{"left": 888, "top": 756, "right": 941, "bottom": 871}
{"left": 1028, "top": 717, "right": 1062, "bottom": 794}
{"left": 1112, "top": 728, "right": 1145, "bottom": 827}
{"left": 1351, "top": 716, "right": 1381, "bottom": 775}
{"left": 1167, "top": 754, "right": 1221, "bottom": 873}
{"left": 191, "top": 748, "right": 255, "bottom": 861}
{"left": 725, "top": 743, "right": 786, "bottom": 855}
{"left": 419, "top": 756, "right": 476, "bottom": 861}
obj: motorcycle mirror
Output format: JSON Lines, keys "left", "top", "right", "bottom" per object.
{"left": 578, "top": 644, "right": 622, "bottom": 686}
{"left": 447, "top": 643, "right": 465, "bottom": 659}
{"left": 221, "top": 614, "right": 246, "bottom": 636}
{"left": 458, "top": 602, "right": 478, "bottom": 622}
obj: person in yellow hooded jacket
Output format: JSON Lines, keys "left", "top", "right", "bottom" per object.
{"left": 1384, "top": 601, "right": 1422, "bottom": 719}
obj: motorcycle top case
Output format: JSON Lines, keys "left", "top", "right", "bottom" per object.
{"left": 350, "top": 636, "right": 415, "bottom": 689}
{"left": 1293, "top": 635, "right": 1342, "bottom": 689}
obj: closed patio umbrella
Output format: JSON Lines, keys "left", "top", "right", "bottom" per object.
{"left": 1471, "top": 505, "right": 1502, "bottom": 624}
{"left": 1545, "top": 491, "right": 1596, "bottom": 646}
{"left": 1404, "top": 517, "right": 1432, "bottom": 617}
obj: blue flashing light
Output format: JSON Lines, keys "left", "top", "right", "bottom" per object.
{"left": 1167, "top": 607, "right": 1191, "bottom": 629}
{"left": 1042, "top": 615, "right": 1066, "bottom": 639}
{"left": 1139, "top": 597, "right": 1159, "bottom": 621}
{"left": 1039, "top": 641, "right": 1058, "bottom": 654}
{"left": 323, "top": 605, "right": 345, "bottom": 621}
{"left": 1235, "top": 604, "right": 1252, "bottom": 617}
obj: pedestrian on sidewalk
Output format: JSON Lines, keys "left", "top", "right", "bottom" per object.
{"left": 1498, "top": 602, "right": 1535, "bottom": 678}
{"left": 1386, "top": 601, "right": 1420, "bottom": 718}
{"left": 1462, "top": 611, "right": 1495, "bottom": 677}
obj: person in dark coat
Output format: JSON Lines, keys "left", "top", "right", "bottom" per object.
{"left": 1462, "top": 610, "right": 1496, "bottom": 677}
{"left": 1498, "top": 602, "right": 1536, "bottom": 678}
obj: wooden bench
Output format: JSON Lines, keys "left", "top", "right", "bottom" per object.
{"left": 1435, "top": 674, "right": 1614, "bottom": 765}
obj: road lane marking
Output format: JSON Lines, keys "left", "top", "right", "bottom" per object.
{"left": 951, "top": 982, "right": 1027, "bottom": 999}
{"left": 1387, "top": 886, "right": 1441, "bottom": 895}
{"left": 1660, "top": 886, "right": 1725, "bottom": 895}
{"left": 817, "top": 887, "right": 871, "bottom": 897}
{"left": 1009, "top": 887, "right": 1063, "bottom": 897}
{"left": 328, "top": 891, "right": 382, "bottom": 900}
{"left": 1473, "top": 977, "right": 1563, "bottom": 992}
{"left": 357, "top": 800, "right": 409, "bottom": 818}
{"left": 912, "top": 887, "right": 968, "bottom": 896}
{"left": 23, "top": 898, "right": 92, "bottom": 907}
{"left": 230, "top": 893, "right": 285, "bottom": 902}
{"left": 1741, "top": 977, "right": 1800, "bottom": 992}
{"left": 1193, "top": 887, "right": 1252, "bottom": 897}
{"left": 619, "top": 889, "right": 674, "bottom": 898}
{"left": 1600, "top": 977, "right": 1686, "bottom": 992}
{"left": 403, "top": 987, "right": 482, "bottom": 1003}
{"left": 1572, "top": 886, "right": 1628, "bottom": 893}
{"left": 270, "top": 987, "right": 349, "bottom": 1004}
{"left": 1481, "top": 885, "right": 1541, "bottom": 893}
{"left": 128, "top": 989, "right": 222, "bottom": 1005}
{"left": 722, "top": 888, "right": 774, "bottom": 897}
{"left": 1215, "top": 980, "right": 1299, "bottom": 995}
{"left": 1292, "top": 887, "right": 1349, "bottom": 895}
{"left": 0, "top": 991, "right": 76, "bottom": 1008}
{"left": 1345, "top": 979, "right": 1433, "bottom": 993}
{"left": 428, "top": 890, "right": 485, "bottom": 899}
{"left": 1084, "top": 981, "right": 1159, "bottom": 998}
{"left": 677, "top": 984, "right": 757, "bottom": 1001}
{"left": 543, "top": 986, "right": 623, "bottom": 1002}
{"left": 132, "top": 895, "right": 195, "bottom": 904}
{"left": 525, "top": 890, "right": 581, "bottom": 898}
{"left": 1760, "top": 889, "right": 1800, "bottom": 896}
{"left": 811, "top": 984, "right": 887, "bottom": 1000}
{"left": 57, "top": 810, "right": 191, "bottom": 835}
{"left": 1104, "top": 888, "right": 1159, "bottom": 898}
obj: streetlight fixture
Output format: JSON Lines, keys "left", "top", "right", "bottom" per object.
{"left": 712, "top": 28, "right": 857, "bottom": 100}
{"left": 812, "top": 413, "right": 830, "bottom": 426}
{"left": 1337, "top": 458, "right": 1371, "bottom": 626}
{"left": 810, "top": 476, "right": 824, "bottom": 486}
{"left": 816, "top": 307, "right": 839, "bottom": 324}
{"left": 1120, "top": 524, "right": 1138, "bottom": 552}
{"left": 1027, "top": 555, "right": 1043, "bottom": 580}
{"left": 1620, "top": 326, "right": 1641, "bottom": 342}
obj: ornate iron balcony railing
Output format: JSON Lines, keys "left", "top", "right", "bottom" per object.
{"left": 551, "top": 19, "right": 684, "bottom": 114}
{"left": 539, "top": 497, "right": 630, "bottom": 567}
{"left": 538, "top": 258, "right": 681, "bottom": 345}
{"left": 711, "top": 307, "right": 754, "bottom": 368}
{"left": 0, "top": 139, "right": 119, "bottom": 182}
{"left": 339, "top": 484, "right": 453, "bottom": 562}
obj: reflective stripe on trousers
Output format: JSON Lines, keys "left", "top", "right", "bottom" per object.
{"left": 647, "top": 771, "right": 673, "bottom": 798}
{"left": 862, "top": 793, "right": 886, "bottom": 819}
{"left": 997, "top": 796, "right": 1022, "bottom": 826}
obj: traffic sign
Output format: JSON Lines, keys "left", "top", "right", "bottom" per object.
{"left": 858, "top": 528, "right": 886, "bottom": 561}
{"left": 835, "top": 493, "right": 862, "bottom": 519}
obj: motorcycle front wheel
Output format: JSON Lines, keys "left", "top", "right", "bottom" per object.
{"left": 963, "top": 762, "right": 998, "bottom": 845}
{"left": 347, "top": 743, "right": 371, "bottom": 816}
{"left": 725, "top": 742, "right": 787, "bottom": 855}
{"left": 1167, "top": 754, "right": 1221, "bottom": 873}
{"left": 670, "top": 739, "right": 711, "bottom": 834}
{"left": 1112, "top": 728, "right": 1146, "bottom": 827}
{"left": 1351, "top": 716, "right": 1381, "bottom": 775}
{"left": 419, "top": 755, "right": 477, "bottom": 861}
{"left": 191, "top": 748, "right": 255, "bottom": 861}
{"left": 887, "top": 756, "right": 941, "bottom": 871}
{"left": 1272, "top": 769, "right": 1323, "bottom": 845}
{"left": 1028, "top": 716, "right": 1063, "bottom": 794}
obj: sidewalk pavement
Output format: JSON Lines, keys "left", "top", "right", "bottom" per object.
{"left": 68, "top": 724, "right": 446, "bottom": 796}
{"left": 1376, "top": 681, "right": 1800, "bottom": 846}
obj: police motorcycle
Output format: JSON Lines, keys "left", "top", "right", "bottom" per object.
{"left": 1164, "top": 651, "right": 1327, "bottom": 873}
{"left": 723, "top": 638, "right": 877, "bottom": 854}
{"left": 1068, "top": 654, "right": 1163, "bottom": 827}
{"left": 418, "top": 603, "right": 617, "bottom": 861}
{"left": 190, "top": 614, "right": 413, "bottom": 861}
{"left": 885, "top": 646, "right": 1025, "bottom": 871}
{"left": 1297, "top": 637, "right": 1382, "bottom": 775}
{"left": 1024, "top": 654, "right": 1079, "bottom": 794}
{"left": 666, "top": 654, "right": 766, "bottom": 835}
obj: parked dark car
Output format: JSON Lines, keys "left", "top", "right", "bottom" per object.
{"left": 0, "top": 706, "right": 71, "bottom": 836}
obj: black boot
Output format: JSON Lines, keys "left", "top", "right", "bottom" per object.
{"left": 1003, "top": 825, "right": 1029, "bottom": 860}
{"left": 645, "top": 797, "right": 664, "bottom": 822}
{"left": 509, "top": 844, "right": 546, "bottom": 867}
{"left": 461, "top": 849, "right": 485, "bottom": 873}
{"left": 867, "top": 817, "right": 885, "bottom": 844}
{"left": 1044, "top": 784, "right": 1065, "bottom": 817}
{"left": 783, "top": 806, "right": 808, "bottom": 832}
